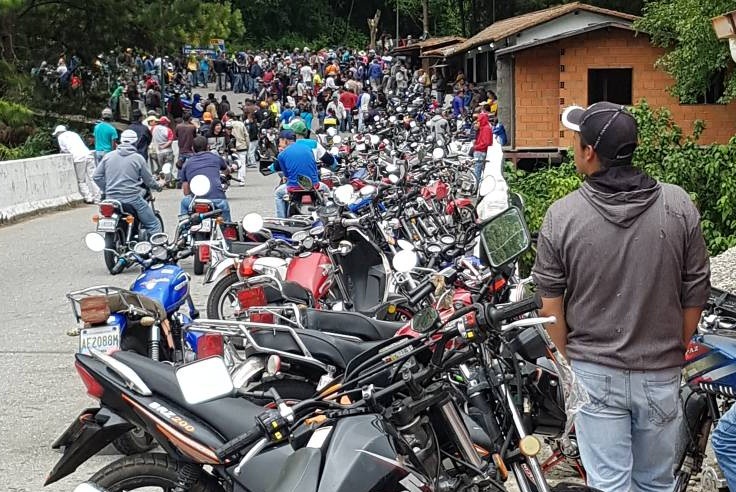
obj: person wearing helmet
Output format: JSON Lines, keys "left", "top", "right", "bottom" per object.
{"left": 93, "top": 108, "right": 118, "bottom": 165}
{"left": 199, "top": 112, "right": 213, "bottom": 136}
{"left": 53, "top": 125, "right": 100, "bottom": 203}
{"left": 93, "top": 129, "right": 164, "bottom": 235}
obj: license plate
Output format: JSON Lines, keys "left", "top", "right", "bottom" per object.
{"left": 191, "top": 219, "right": 212, "bottom": 233}
{"left": 97, "top": 218, "right": 118, "bottom": 232}
{"left": 79, "top": 325, "right": 120, "bottom": 355}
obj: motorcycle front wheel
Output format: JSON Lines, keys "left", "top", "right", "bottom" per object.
{"left": 89, "top": 453, "right": 224, "bottom": 492}
{"left": 206, "top": 272, "right": 240, "bottom": 320}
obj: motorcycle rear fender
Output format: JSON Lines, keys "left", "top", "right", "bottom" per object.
{"left": 204, "top": 257, "right": 238, "bottom": 285}
{"left": 45, "top": 407, "right": 133, "bottom": 486}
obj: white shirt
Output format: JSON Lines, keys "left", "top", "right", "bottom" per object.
{"left": 300, "top": 65, "right": 312, "bottom": 82}
{"left": 359, "top": 92, "right": 370, "bottom": 112}
{"left": 57, "top": 131, "right": 91, "bottom": 162}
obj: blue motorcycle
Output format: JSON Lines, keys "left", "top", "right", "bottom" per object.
{"left": 67, "top": 212, "right": 219, "bottom": 454}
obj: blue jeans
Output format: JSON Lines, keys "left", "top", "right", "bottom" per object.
{"left": 180, "top": 196, "right": 231, "bottom": 222}
{"left": 232, "top": 74, "right": 243, "bottom": 93}
{"left": 275, "top": 182, "right": 327, "bottom": 218}
{"left": 473, "top": 151, "right": 486, "bottom": 182}
{"left": 179, "top": 195, "right": 232, "bottom": 222}
{"left": 712, "top": 403, "right": 736, "bottom": 490}
{"left": 126, "top": 194, "right": 162, "bottom": 236}
{"left": 571, "top": 359, "right": 681, "bottom": 492}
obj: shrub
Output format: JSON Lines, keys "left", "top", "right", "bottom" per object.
{"left": 506, "top": 99, "right": 736, "bottom": 256}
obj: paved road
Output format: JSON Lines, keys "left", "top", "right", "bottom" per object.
{"left": 0, "top": 169, "right": 278, "bottom": 491}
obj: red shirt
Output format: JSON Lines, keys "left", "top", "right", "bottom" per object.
{"left": 340, "top": 91, "right": 358, "bottom": 110}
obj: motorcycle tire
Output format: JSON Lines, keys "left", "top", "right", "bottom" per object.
{"left": 104, "top": 229, "right": 125, "bottom": 275}
{"left": 89, "top": 453, "right": 224, "bottom": 492}
{"left": 155, "top": 211, "right": 165, "bottom": 233}
{"left": 111, "top": 426, "right": 155, "bottom": 455}
{"left": 193, "top": 248, "right": 205, "bottom": 275}
{"left": 206, "top": 272, "right": 240, "bottom": 320}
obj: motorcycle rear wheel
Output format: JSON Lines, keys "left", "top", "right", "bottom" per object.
{"left": 112, "top": 426, "right": 155, "bottom": 455}
{"left": 206, "top": 272, "right": 240, "bottom": 320}
{"left": 193, "top": 249, "right": 205, "bottom": 275}
{"left": 89, "top": 453, "right": 224, "bottom": 492}
{"left": 104, "top": 229, "right": 125, "bottom": 275}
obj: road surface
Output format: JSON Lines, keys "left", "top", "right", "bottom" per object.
{"left": 0, "top": 168, "right": 277, "bottom": 491}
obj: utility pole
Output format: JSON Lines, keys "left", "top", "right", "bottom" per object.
{"left": 396, "top": 0, "right": 399, "bottom": 46}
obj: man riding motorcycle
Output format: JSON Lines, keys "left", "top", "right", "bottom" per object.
{"left": 271, "top": 120, "right": 332, "bottom": 218}
{"left": 179, "top": 135, "right": 232, "bottom": 221}
{"left": 92, "top": 129, "right": 163, "bottom": 236}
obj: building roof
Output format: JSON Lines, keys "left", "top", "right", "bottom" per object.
{"left": 393, "top": 36, "right": 466, "bottom": 54}
{"left": 493, "top": 21, "right": 636, "bottom": 55}
{"left": 423, "top": 2, "right": 638, "bottom": 57}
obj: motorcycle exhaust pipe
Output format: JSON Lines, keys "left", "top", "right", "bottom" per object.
{"left": 439, "top": 399, "right": 484, "bottom": 469}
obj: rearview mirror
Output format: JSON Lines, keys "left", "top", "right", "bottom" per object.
{"left": 84, "top": 233, "right": 106, "bottom": 253}
{"left": 175, "top": 356, "right": 234, "bottom": 405}
{"left": 242, "top": 213, "right": 264, "bottom": 233}
{"left": 389, "top": 174, "right": 399, "bottom": 184}
{"left": 189, "top": 175, "right": 210, "bottom": 197}
{"left": 327, "top": 127, "right": 337, "bottom": 137}
{"left": 360, "top": 185, "right": 376, "bottom": 197}
{"left": 392, "top": 249, "right": 418, "bottom": 273}
{"left": 333, "top": 135, "right": 342, "bottom": 144}
{"left": 161, "top": 163, "right": 172, "bottom": 175}
{"left": 292, "top": 231, "right": 308, "bottom": 242}
{"left": 480, "top": 207, "right": 531, "bottom": 268}
{"left": 432, "top": 148, "right": 445, "bottom": 160}
{"left": 333, "top": 184, "right": 354, "bottom": 206}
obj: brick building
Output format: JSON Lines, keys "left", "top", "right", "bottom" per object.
{"left": 424, "top": 2, "right": 736, "bottom": 161}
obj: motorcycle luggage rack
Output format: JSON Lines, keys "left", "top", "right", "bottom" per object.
{"left": 184, "top": 318, "right": 328, "bottom": 371}
{"left": 240, "top": 304, "right": 303, "bottom": 330}
{"left": 67, "top": 285, "right": 165, "bottom": 324}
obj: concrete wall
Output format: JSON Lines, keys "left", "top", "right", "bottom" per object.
{"left": 0, "top": 154, "right": 83, "bottom": 223}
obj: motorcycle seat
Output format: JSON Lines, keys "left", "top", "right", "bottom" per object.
{"left": 265, "top": 223, "right": 311, "bottom": 236}
{"left": 264, "top": 281, "right": 314, "bottom": 306}
{"left": 225, "top": 241, "right": 266, "bottom": 256}
{"left": 111, "top": 351, "right": 264, "bottom": 440}
{"left": 302, "top": 308, "right": 403, "bottom": 342}
{"left": 249, "top": 329, "right": 383, "bottom": 370}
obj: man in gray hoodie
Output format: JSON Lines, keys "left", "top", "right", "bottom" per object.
{"left": 532, "top": 102, "right": 710, "bottom": 492}
{"left": 93, "top": 129, "right": 163, "bottom": 235}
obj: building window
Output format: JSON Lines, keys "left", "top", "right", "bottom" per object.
{"left": 488, "top": 52, "right": 497, "bottom": 82}
{"left": 588, "top": 68, "right": 632, "bottom": 106}
{"left": 694, "top": 70, "right": 726, "bottom": 104}
{"left": 466, "top": 56, "right": 474, "bottom": 83}
{"left": 477, "top": 52, "right": 488, "bottom": 83}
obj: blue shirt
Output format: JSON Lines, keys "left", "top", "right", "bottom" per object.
{"left": 281, "top": 109, "right": 294, "bottom": 124}
{"left": 369, "top": 63, "right": 382, "bottom": 80}
{"left": 275, "top": 142, "right": 319, "bottom": 187}
{"left": 94, "top": 122, "right": 118, "bottom": 152}
{"left": 180, "top": 151, "right": 227, "bottom": 200}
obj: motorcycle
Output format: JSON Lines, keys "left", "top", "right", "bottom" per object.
{"left": 46, "top": 211, "right": 592, "bottom": 492}
{"left": 92, "top": 188, "right": 163, "bottom": 274}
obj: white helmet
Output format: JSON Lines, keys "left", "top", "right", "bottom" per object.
{"left": 52, "top": 125, "right": 67, "bottom": 137}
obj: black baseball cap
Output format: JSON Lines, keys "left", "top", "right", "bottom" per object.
{"left": 562, "top": 101, "right": 638, "bottom": 164}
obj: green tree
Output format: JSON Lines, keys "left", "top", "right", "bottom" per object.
{"left": 635, "top": 0, "right": 736, "bottom": 104}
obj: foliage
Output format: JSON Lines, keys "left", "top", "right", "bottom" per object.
{"left": 635, "top": 0, "right": 736, "bottom": 104}
{"left": 0, "top": 130, "right": 54, "bottom": 160}
{"left": 506, "top": 100, "right": 736, "bottom": 256}
{"left": 0, "top": 98, "right": 32, "bottom": 127}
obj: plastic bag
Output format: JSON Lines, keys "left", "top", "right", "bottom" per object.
{"left": 548, "top": 346, "right": 590, "bottom": 441}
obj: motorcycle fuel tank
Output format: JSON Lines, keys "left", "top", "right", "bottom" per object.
{"left": 286, "top": 252, "right": 332, "bottom": 300}
{"left": 131, "top": 264, "right": 189, "bottom": 314}
{"left": 684, "top": 331, "right": 736, "bottom": 395}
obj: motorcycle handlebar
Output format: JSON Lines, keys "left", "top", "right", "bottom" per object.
{"left": 111, "top": 257, "right": 127, "bottom": 275}
{"left": 483, "top": 294, "right": 542, "bottom": 328}
{"left": 407, "top": 281, "right": 435, "bottom": 306}
{"left": 214, "top": 425, "right": 265, "bottom": 462}
{"left": 189, "top": 209, "right": 222, "bottom": 226}
{"left": 246, "top": 241, "right": 270, "bottom": 256}
{"left": 341, "top": 217, "right": 362, "bottom": 227}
